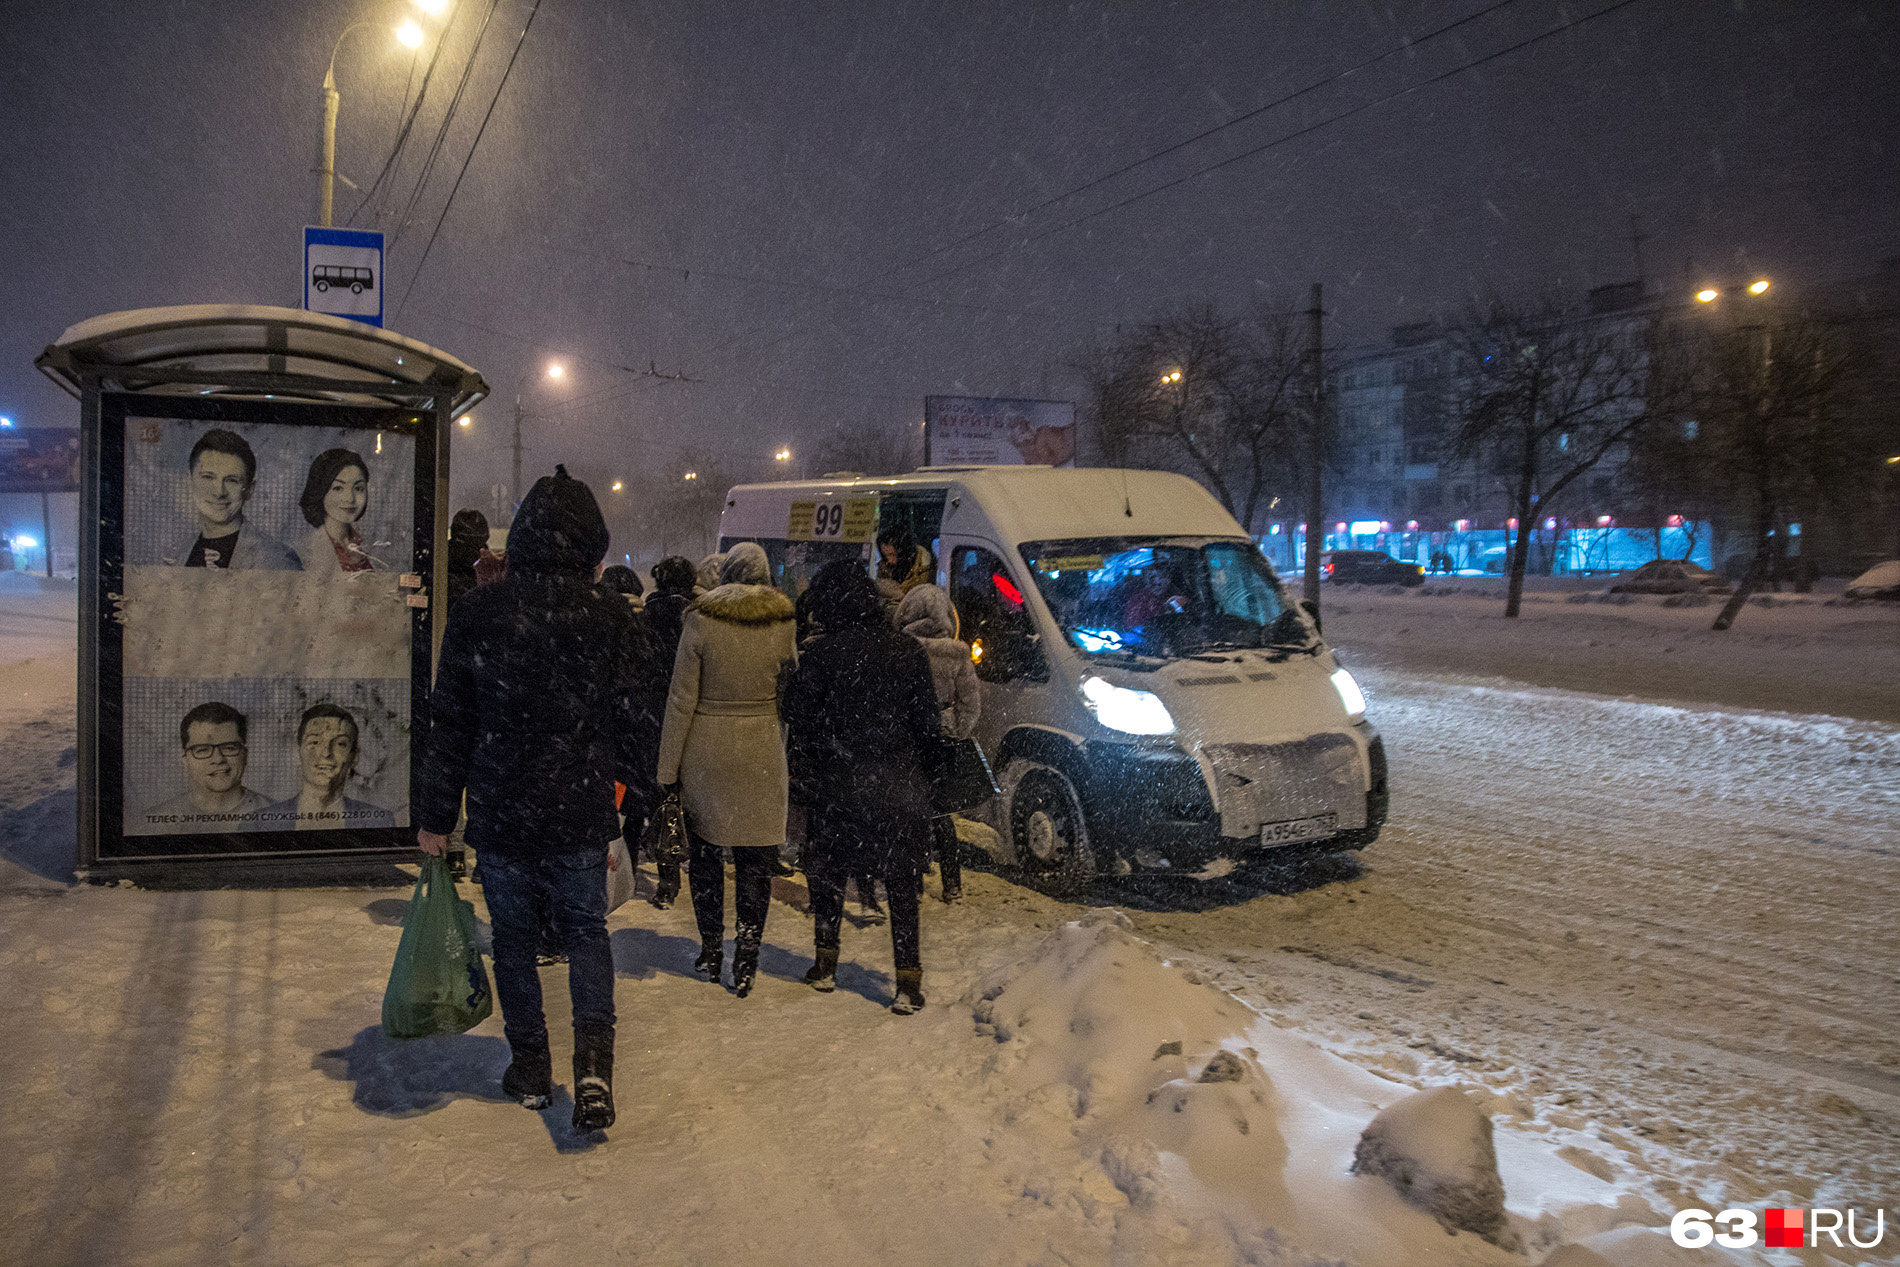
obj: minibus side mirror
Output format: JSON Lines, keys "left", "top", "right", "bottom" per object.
{"left": 1300, "top": 598, "right": 1322, "bottom": 635}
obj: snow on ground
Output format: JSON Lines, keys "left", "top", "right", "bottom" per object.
{"left": 2, "top": 582, "right": 1895, "bottom": 1265}
{"left": 1323, "top": 576, "right": 1900, "bottom": 724}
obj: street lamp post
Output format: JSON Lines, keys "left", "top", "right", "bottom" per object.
{"left": 318, "top": 10, "right": 435, "bottom": 227}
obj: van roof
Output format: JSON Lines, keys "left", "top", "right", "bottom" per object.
{"left": 721, "top": 465, "right": 1247, "bottom": 544}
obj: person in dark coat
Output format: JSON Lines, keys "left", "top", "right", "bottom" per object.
{"left": 445, "top": 509, "right": 490, "bottom": 609}
{"left": 783, "top": 568, "right": 941, "bottom": 1014}
{"left": 416, "top": 466, "right": 653, "bottom": 1133}
{"left": 638, "top": 555, "right": 697, "bottom": 908}
{"left": 791, "top": 557, "right": 885, "bottom": 916}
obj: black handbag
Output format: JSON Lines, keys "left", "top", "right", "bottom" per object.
{"left": 928, "top": 735, "right": 1000, "bottom": 814}
{"left": 642, "top": 791, "right": 688, "bottom": 866}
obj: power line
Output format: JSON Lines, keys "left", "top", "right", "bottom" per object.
{"left": 395, "top": 0, "right": 542, "bottom": 320}
{"left": 907, "top": 0, "right": 1650, "bottom": 292}
{"left": 388, "top": 0, "right": 504, "bottom": 251}
{"left": 344, "top": 10, "right": 458, "bottom": 227}
{"left": 897, "top": 0, "right": 1526, "bottom": 274}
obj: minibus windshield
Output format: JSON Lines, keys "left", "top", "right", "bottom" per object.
{"left": 1019, "top": 537, "right": 1316, "bottom": 660}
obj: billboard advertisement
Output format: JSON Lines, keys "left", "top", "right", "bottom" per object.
{"left": 98, "top": 395, "right": 432, "bottom": 859}
{"left": 924, "top": 396, "right": 1076, "bottom": 467}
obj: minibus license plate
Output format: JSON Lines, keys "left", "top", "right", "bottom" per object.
{"left": 1261, "top": 813, "right": 1337, "bottom": 846}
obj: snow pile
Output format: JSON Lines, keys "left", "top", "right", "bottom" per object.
{"left": 967, "top": 911, "right": 1719, "bottom": 1265}
{"left": 1352, "top": 1086, "right": 1518, "bottom": 1250}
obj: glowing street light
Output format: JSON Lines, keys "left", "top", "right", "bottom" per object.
{"left": 546, "top": 362, "right": 565, "bottom": 379}
{"left": 1748, "top": 279, "right": 1771, "bottom": 295}
{"left": 1695, "top": 288, "right": 1719, "bottom": 303}
{"left": 610, "top": 480, "right": 624, "bottom": 492}
{"left": 1160, "top": 369, "right": 1183, "bottom": 384}
{"left": 457, "top": 414, "right": 472, "bottom": 428}
{"left": 395, "top": 19, "right": 424, "bottom": 48}
{"left": 774, "top": 448, "right": 792, "bottom": 462}
{"left": 683, "top": 471, "right": 698, "bottom": 481}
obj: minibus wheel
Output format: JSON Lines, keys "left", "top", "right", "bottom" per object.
{"left": 1006, "top": 761, "right": 1094, "bottom": 898}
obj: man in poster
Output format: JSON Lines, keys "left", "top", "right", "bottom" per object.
{"left": 262, "top": 703, "right": 395, "bottom": 830}
{"left": 142, "top": 702, "right": 272, "bottom": 832}
{"left": 164, "top": 429, "right": 300, "bottom": 570}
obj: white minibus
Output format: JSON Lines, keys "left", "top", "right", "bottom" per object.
{"left": 717, "top": 466, "right": 1387, "bottom": 892}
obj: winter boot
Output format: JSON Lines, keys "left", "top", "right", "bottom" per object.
{"left": 803, "top": 944, "right": 839, "bottom": 992}
{"left": 501, "top": 1038, "right": 553, "bottom": 1110}
{"left": 731, "top": 930, "right": 762, "bottom": 998}
{"left": 891, "top": 969, "right": 926, "bottom": 1015}
{"left": 571, "top": 1025, "right": 616, "bottom": 1132}
{"left": 692, "top": 941, "right": 723, "bottom": 983}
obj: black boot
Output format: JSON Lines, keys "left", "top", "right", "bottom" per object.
{"left": 803, "top": 944, "right": 839, "bottom": 992}
{"left": 692, "top": 941, "right": 723, "bottom": 983}
{"left": 891, "top": 968, "right": 925, "bottom": 1015}
{"left": 571, "top": 1025, "right": 615, "bottom": 1132}
{"left": 731, "top": 929, "right": 761, "bottom": 998}
{"left": 501, "top": 1038, "right": 552, "bottom": 1110}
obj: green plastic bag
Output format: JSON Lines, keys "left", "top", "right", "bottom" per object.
{"left": 382, "top": 855, "right": 494, "bottom": 1040}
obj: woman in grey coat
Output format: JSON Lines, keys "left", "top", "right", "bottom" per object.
{"left": 656, "top": 542, "right": 797, "bottom": 996}
{"left": 893, "top": 584, "right": 980, "bottom": 902}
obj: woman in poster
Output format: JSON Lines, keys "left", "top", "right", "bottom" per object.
{"left": 294, "top": 448, "right": 378, "bottom": 572}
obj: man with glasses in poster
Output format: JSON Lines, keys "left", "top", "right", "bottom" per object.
{"left": 141, "top": 701, "right": 271, "bottom": 832}
{"left": 164, "top": 429, "right": 300, "bottom": 570}
{"left": 262, "top": 703, "right": 396, "bottom": 831}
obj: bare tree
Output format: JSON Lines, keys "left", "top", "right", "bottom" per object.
{"left": 1685, "top": 311, "right": 1858, "bottom": 629}
{"left": 1074, "top": 302, "right": 1308, "bottom": 532}
{"left": 1448, "top": 296, "right": 1673, "bottom": 617}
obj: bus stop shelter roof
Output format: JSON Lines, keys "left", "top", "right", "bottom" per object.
{"left": 35, "top": 304, "right": 488, "bottom": 415}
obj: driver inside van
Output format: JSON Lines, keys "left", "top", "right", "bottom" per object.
{"left": 1119, "top": 563, "right": 1188, "bottom": 631}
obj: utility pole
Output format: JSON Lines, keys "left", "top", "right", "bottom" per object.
{"left": 510, "top": 395, "right": 524, "bottom": 526}
{"left": 319, "top": 68, "right": 339, "bottom": 227}
{"left": 1302, "top": 282, "right": 1326, "bottom": 617}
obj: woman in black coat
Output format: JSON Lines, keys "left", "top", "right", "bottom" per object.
{"left": 783, "top": 568, "right": 942, "bottom": 1013}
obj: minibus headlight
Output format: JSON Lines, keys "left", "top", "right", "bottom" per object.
{"left": 1080, "top": 675, "right": 1175, "bottom": 736}
{"left": 1331, "top": 667, "right": 1367, "bottom": 723}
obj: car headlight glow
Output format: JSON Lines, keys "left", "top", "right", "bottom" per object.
{"left": 1331, "top": 667, "right": 1367, "bottom": 723}
{"left": 1080, "top": 675, "right": 1175, "bottom": 736}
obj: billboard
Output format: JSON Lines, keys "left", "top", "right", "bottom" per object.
{"left": 0, "top": 428, "right": 81, "bottom": 493}
{"left": 98, "top": 395, "right": 432, "bottom": 859}
{"left": 924, "top": 396, "right": 1076, "bottom": 467}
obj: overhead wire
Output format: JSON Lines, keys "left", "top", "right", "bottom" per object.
{"left": 395, "top": 0, "right": 544, "bottom": 320}
{"left": 896, "top": 0, "right": 1526, "bottom": 274}
{"left": 345, "top": 22, "right": 455, "bottom": 228}
{"left": 388, "top": 0, "right": 504, "bottom": 251}
{"left": 905, "top": 0, "right": 1650, "bottom": 292}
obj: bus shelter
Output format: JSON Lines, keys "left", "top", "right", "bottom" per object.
{"left": 36, "top": 305, "right": 487, "bottom": 883}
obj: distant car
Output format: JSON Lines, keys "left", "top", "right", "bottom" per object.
{"left": 1322, "top": 550, "right": 1425, "bottom": 586}
{"left": 1608, "top": 560, "right": 1731, "bottom": 595}
{"left": 1844, "top": 559, "right": 1900, "bottom": 602}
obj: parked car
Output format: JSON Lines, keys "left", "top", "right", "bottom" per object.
{"left": 1608, "top": 560, "right": 1732, "bottom": 595}
{"left": 1322, "top": 550, "right": 1425, "bottom": 586}
{"left": 1844, "top": 559, "right": 1900, "bottom": 602}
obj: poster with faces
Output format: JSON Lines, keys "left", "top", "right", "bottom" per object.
{"left": 113, "top": 410, "right": 419, "bottom": 845}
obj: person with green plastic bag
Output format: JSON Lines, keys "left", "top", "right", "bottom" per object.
{"left": 414, "top": 466, "right": 660, "bottom": 1133}
{"left": 382, "top": 854, "right": 493, "bottom": 1039}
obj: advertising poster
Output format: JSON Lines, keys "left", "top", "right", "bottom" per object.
{"left": 924, "top": 396, "right": 1076, "bottom": 467}
{"left": 100, "top": 397, "right": 429, "bottom": 858}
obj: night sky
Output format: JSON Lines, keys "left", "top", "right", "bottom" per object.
{"left": 2, "top": 0, "right": 1894, "bottom": 507}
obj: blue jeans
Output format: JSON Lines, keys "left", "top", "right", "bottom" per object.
{"left": 480, "top": 849, "right": 616, "bottom": 1048}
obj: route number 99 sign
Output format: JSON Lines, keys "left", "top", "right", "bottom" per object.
{"left": 787, "top": 497, "right": 877, "bottom": 542}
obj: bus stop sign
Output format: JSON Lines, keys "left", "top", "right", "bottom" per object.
{"left": 303, "top": 227, "right": 384, "bottom": 327}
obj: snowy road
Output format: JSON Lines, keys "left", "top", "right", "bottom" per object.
{"left": 1124, "top": 664, "right": 1900, "bottom": 1219}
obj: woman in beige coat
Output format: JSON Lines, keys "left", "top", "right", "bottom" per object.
{"left": 657, "top": 542, "right": 797, "bottom": 996}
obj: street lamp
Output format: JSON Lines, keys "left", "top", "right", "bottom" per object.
{"left": 320, "top": 9, "right": 447, "bottom": 227}
{"left": 683, "top": 471, "right": 698, "bottom": 481}
{"left": 457, "top": 414, "right": 471, "bottom": 428}
{"left": 610, "top": 479, "right": 624, "bottom": 492}
{"left": 1695, "top": 288, "right": 1719, "bottom": 304}
{"left": 547, "top": 362, "right": 565, "bottom": 379}
{"left": 774, "top": 448, "right": 791, "bottom": 463}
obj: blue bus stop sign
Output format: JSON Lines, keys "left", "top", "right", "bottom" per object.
{"left": 303, "top": 227, "right": 385, "bottom": 327}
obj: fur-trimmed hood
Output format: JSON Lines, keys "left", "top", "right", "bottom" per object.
{"left": 693, "top": 582, "right": 794, "bottom": 626}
